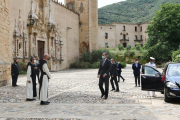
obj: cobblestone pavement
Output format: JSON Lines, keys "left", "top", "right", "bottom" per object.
{"left": 0, "top": 65, "right": 180, "bottom": 120}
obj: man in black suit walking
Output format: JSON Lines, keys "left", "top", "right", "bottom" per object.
{"left": 110, "top": 59, "right": 119, "bottom": 92}
{"left": 11, "top": 59, "right": 19, "bottom": 87}
{"left": 132, "top": 59, "right": 141, "bottom": 87}
{"left": 117, "top": 60, "right": 125, "bottom": 82}
{"left": 97, "top": 52, "right": 111, "bottom": 99}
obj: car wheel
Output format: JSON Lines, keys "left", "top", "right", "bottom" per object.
{"left": 164, "top": 89, "right": 171, "bottom": 102}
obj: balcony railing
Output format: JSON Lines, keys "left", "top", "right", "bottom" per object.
{"left": 134, "top": 39, "right": 143, "bottom": 41}
{"left": 120, "top": 39, "right": 129, "bottom": 41}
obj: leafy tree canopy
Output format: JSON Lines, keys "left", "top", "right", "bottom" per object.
{"left": 145, "top": 3, "right": 180, "bottom": 61}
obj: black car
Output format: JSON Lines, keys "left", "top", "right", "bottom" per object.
{"left": 141, "top": 63, "right": 180, "bottom": 102}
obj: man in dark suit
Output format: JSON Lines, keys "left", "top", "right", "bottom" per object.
{"left": 110, "top": 59, "right": 119, "bottom": 92}
{"left": 117, "top": 60, "right": 125, "bottom": 82}
{"left": 11, "top": 59, "right": 19, "bottom": 87}
{"left": 97, "top": 52, "right": 111, "bottom": 99}
{"left": 132, "top": 59, "right": 141, "bottom": 87}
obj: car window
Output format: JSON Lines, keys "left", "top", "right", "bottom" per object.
{"left": 167, "top": 65, "right": 180, "bottom": 76}
{"left": 144, "top": 66, "right": 158, "bottom": 75}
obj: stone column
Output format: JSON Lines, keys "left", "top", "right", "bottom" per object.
{"left": 29, "top": 33, "right": 33, "bottom": 57}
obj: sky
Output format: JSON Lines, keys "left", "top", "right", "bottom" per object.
{"left": 57, "top": 0, "right": 126, "bottom": 8}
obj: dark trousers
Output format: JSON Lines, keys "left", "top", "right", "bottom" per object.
{"left": 99, "top": 76, "right": 109, "bottom": 97}
{"left": 12, "top": 74, "right": 18, "bottom": 86}
{"left": 35, "top": 71, "right": 40, "bottom": 84}
{"left": 134, "top": 74, "right": 140, "bottom": 86}
{"left": 118, "top": 72, "right": 124, "bottom": 82}
{"left": 110, "top": 76, "right": 119, "bottom": 90}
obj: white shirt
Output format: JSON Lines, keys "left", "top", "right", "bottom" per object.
{"left": 146, "top": 62, "right": 156, "bottom": 68}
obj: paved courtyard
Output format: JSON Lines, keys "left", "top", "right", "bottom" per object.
{"left": 0, "top": 64, "right": 180, "bottom": 120}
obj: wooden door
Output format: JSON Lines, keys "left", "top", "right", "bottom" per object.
{"left": 38, "top": 41, "right": 44, "bottom": 60}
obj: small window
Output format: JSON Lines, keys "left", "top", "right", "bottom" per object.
{"left": 110, "top": 28, "right": 112, "bottom": 29}
{"left": 141, "top": 35, "right": 143, "bottom": 40}
{"left": 123, "top": 43, "right": 127, "bottom": 47}
{"left": 101, "top": 27, "right": 102, "bottom": 29}
{"left": 80, "top": 2, "right": 83, "bottom": 8}
{"left": 19, "top": 43, "right": 21, "bottom": 49}
{"left": 123, "top": 26, "right": 125, "bottom": 31}
{"left": 141, "top": 26, "right": 142, "bottom": 31}
{"left": 135, "top": 27, "right": 137, "bottom": 31}
{"left": 135, "top": 35, "right": 138, "bottom": 40}
{"left": 105, "top": 33, "right": 108, "bottom": 39}
{"left": 123, "top": 34, "right": 126, "bottom": 40}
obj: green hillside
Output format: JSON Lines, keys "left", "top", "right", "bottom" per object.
{"left": 98, "top": 0, "right": 180, "bottom": 24}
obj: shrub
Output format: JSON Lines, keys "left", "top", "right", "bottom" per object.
{"left": 129, "top": 51, "right": 135, "bottom": 57}
{"left": 19, "top": 70, "right": 27, "bottom": 74}
{"left": 118, "top": 44, "right": 124, "bottom": 51}
{"left": 135, "top": 43, "right": 141, "bottom": 51}
{"left": 91, "top": 49, "right": 110, "bottom": 63}
{"left": 81, "top": 51, "right": 92, "bottom": 62}
{"left": 106, "top": 44, "right": 109, "bottom": 48}
{"left": 121, "top": 62, "right": 126, "bottom": 68}
{"left": 18, "top": 62, "right": 27, "bottom": 71}
{"left": 127, "top": 45, "right": 131, "bottom": 50}
{"left": 70, "top": 61, "right": 92, "bottom": 69}
{"left": 92, "top": 62, "right": 100, "bottom": 69}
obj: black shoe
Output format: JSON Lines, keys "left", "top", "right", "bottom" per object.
{"left": 46, "top": 101, "right": 50, "bottom": 104}
{"left": 123, "top": 79, "right": 125, "bottom": 82}
{"left": 138, "top": 85, "right": 141, "bottom": 87}
{"left": 15, "top": 85, "right": 19, "bottom": 87}
{"left": 117, "top": 81, "right": 120, "bottom": 83}
{"left": 111, "top": 89, "right": 115, "bottom": 91}
{"left": 26, "top": 99, "right": 34, "bottom": 101}
{"left": 101, "top": 95, "right": 104, "bottom": 98}
{"left": 12, "top": 85, "right": 16, "bottom": 87}
{"left": 135, "top": 85, "right": 137, "bottom": 87}
{"left": 40, "top": 101, "right": 49, "bottom": 105}
{"left": 114, "top": 90, "right": 119, "bottom": 92}
{"left": 104, "top": 97, "right": 108, "bottom": 99}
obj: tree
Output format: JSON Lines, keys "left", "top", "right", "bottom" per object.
{"left": 118, "top": 44, "right": 124, "bottom": 51}
{"left": 145, "top": 3, "right": 180, "bottom": 61}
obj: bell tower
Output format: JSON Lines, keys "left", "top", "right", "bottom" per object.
{"left": 65, "top": 0, "right": 98, "bottom": 53}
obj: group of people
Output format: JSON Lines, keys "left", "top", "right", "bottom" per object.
{"left": 11, "top": 53, "right": 51, "bottom": 105}
{"left": 97, "top": 52, "right": 125, "bottom": 99}
{"left": 97, "top": 52, "right": 158, "bottom": 99}
{"left": 11, "top": 52, "right": 159, "bottom": 103}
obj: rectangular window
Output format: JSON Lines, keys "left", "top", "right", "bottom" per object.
{"left": 123, "top": 34, "right": 126, "bottom": 40}
{"left": 135, "top": 35, "right": 138, "bottom": 40}
{"left": 105, "top": 43, "right": 108, "bottom": 47}
{"left": 135, "top": 27, "right": 137, "bottom": 32}
{"left": 141, "top": 35, "right": 143, "bottom": 40}
{"left": 105, "top": 33, "right": 108, "bottom": 39}
{"left": 123, "top": 26, "right": 125, "bottom": 31}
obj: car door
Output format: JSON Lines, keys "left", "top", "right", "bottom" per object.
{"left": 141, "top": 65, "right": 164, "bottom": 92}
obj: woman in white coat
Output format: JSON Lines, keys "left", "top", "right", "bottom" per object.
{"left": 26, "top": 57, "right": 37, "bottom": 101}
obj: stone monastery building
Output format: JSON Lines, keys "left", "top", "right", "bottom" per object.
{"left": 0, "top": 0, "right": 98, "bottom": 86}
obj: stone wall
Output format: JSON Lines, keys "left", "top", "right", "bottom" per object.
{"left": 0, "top": 0, "right": 11, "bottom": 86}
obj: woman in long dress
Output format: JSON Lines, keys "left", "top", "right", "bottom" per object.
{"left": 26, "top": 57, "right": 37, "bottom": 101}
